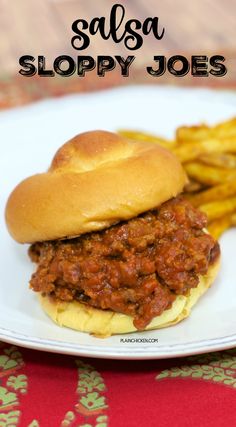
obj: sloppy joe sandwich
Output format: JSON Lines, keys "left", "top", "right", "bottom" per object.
{"left": 5, "top": 130, "right": 220, "bottom": 336}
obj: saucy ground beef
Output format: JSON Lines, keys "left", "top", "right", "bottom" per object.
{"left": 29, "top": 197, "right": 220, "bottom": 329}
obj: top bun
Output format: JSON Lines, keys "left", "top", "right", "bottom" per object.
{"left": 5, "top": 130, "right": 187, "bottom": 243}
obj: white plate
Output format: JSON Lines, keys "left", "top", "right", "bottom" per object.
{"left": 1, "top": 85, "right": 236, "bottom": 359}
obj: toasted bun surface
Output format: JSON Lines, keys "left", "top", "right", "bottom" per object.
{"left": 5, "top": 130, "right": 187, "bottom": 243}
{"left": 38, "top": 257, "right": 220, "bottom": 337}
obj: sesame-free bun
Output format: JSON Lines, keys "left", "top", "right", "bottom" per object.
{"left": 38, "top": 257, "right": 220, "bottom": 337}
{"left": 5, "top": 130, "right": 187, "bottom": 243}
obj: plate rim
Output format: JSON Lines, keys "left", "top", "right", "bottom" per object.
{"left": 0, "top": 326, "right": 236, "bottom": 359}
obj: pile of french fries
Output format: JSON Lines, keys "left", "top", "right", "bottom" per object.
{"left": 118, "top": 118, "right": 236, "bottom": 239}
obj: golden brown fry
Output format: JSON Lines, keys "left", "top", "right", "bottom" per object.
{"left": 207, "top": 215, "right": 233, "bottom": 239}
{"left": 184, "top": 162, "right": 236, "bottom": 186}
{"left": 213, "top": 118, "right": 236, "bottom": 138}
{"left": 184, "top": 180, "right": 204, "bottom": 193}
{"left": 231, "top": 213, "right": 236, "bottom": 226}
{"left": 176, "top": 124, "right": 210, "bottom": 143}
{"left": 176, "top": 118, "right": 236, "bottom": 144}
{"left": 173, "top": 137, "right": 236, "bottom": 163}
{"left": 186, "top": 179, "right": 236, "bottom": 207}
{"left": 199, "top": 152, "right": 236, "bottom": 168}
{"left": 200, "top": 197, "right": 236, "bottom": 221}
{"left": 118, "top": 130, "right": 175, "bottom": 149}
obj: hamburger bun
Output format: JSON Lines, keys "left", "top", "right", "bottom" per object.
{"left": 5, "top": 130, "right": 187, "bottom": 243}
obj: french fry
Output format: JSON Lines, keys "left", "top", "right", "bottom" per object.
{"left": 207, "top": 215, "right": 233, "bottom": 240}
{"left": 213, "top": 118, "right": 236, "bottom": 138}
{"left": 199, "top": 152, "right": 236, "bottom": 168}
{"left": 173, "top": 137, "right": 236, "bottom": 163}
{"left": 184, "top": 162, "right": 236, "bottom": 186}
{"left": 231, "top": 213, "right": 236, "bottom": 226}
{"left": 184, "top": 180, "right": 205, "bottom": 193}
{"left": 176, "top": 118, "right": 236, "bottom": 144}
{"left": 199, "top": 197, "right": 236, "bottom": 221}
{"left": 187, "top": 179, "right": 236, "bottom": 207}
{"left": 118, "top": 130, "right": 175, "bottom": 149}
{"left": 176, "top": 124, "right": 210, "bottom": 143}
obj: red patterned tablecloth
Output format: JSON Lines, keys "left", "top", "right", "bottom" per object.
{"left": 0, "top": 343, "right": 236, "bottom": 427}
{"left": 1, "top": 74, "right": 236, "bottom": 427}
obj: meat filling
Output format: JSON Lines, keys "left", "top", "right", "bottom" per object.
{"left": 29, "top": 197, "right": 220, "bottom": 329}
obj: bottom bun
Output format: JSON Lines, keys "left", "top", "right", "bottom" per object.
{"left": 38, "top": 258, "right": 220, "bottom": 337}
